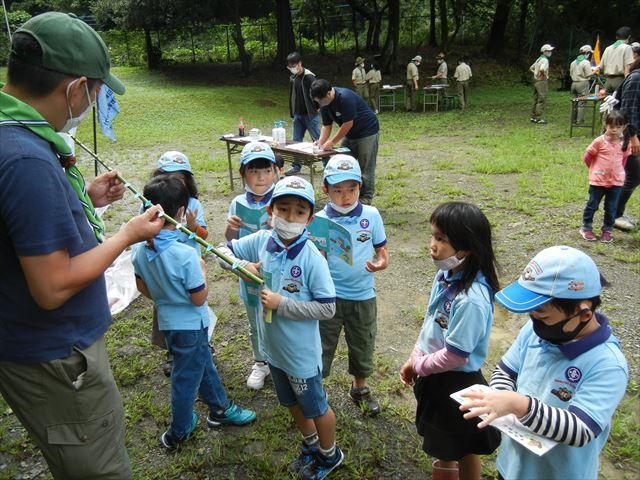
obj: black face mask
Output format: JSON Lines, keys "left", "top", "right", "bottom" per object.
{"left": 530, "top": 310, "right": 590, "bottom": 344}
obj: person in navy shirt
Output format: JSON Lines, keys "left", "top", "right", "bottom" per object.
{"left": 461, "top": 246, "right": 628, "bottom": 480}
{"left": 311, "top": 79, "right": 380, "bottom": 204}
{"left": 315, "top": 155, "right": 389, "bottom": 416}
{"left": 218, "top": 177, "right": 345, "bottom": 480}
{"left": 0, "top": 13, "right": 164, "bottom": 479}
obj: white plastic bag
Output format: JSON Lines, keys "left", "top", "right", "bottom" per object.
{"left": 105, "top": 249, "right": 140, "bottom": 315}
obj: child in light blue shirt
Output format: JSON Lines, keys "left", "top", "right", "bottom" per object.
{"left": 218, "top": 177, "right": 345, "bottom": 480}
{"left": 461, "top": 246, "right": 628, "bottom": 480}
{"left": 225, "top": 142, "right": 279, "bottom": 390}
{"left": 132, "top": 176, "right": 255, "bottom": 450}
{"left": 315, "top": 154, "right": 389, "bottom": 416}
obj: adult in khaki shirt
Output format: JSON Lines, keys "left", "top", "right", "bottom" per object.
{"left": 352, "top": 56, "right": 367, "bottom": 99}
{"left": 406, "top": 55, "right": 421, "bottom": 111}
{"left": 365, "top": 63, "right": 382, "bottom": 113}
{"left": 530, "top": 44, "right": 554, "bottom": 124}
{"left": 453, "top": 57, "right": 472, "bottom": 109}
{"left": 599, "top": 26, "right": 633, "bottom": 94}
{"left": 570, "top": 45, "right": 595, "bottom": 124}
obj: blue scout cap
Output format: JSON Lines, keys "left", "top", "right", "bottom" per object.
{"left": 241, "top": 142, "right": 276, "bottom": 165}
{"left": 157, "top": 151, "right": 192, "bottom": 174}
{"left": 323, "top": 154, "right": 362, "bottom": 185}
{"left": 496, "top": 246, "right": 603, "bottom": 313}
{"left": 270, "top": 176, "right": 315, "bottom": 208}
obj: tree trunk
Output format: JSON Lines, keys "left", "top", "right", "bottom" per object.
{"left": 232, "top": 4, "right": 251, "bottom": 75}
{"left": 144, "top": 28, "right": 161, "bottom": 69}
{"left": 380, "top": 0, "right": 400, "bottom": 72}
{"left": 516, "top": 0, "right": 529, "bottom": 57}
{"left": 429, "top": 0, "right": 437, "bottom": 47}
{"left": 351, "top": 7, "right": 360, "bottom": 54}
{"left": 274, "top": 0, "right": 296, "bottom": 66}
{"left": 438, "top": 0, "right": 448, "bottom": 48}
{"left": 486, "top": 0, "right": 514, "bottom": 56}
{"left": 372, "top": 2, "right": 382, "bottom": 51}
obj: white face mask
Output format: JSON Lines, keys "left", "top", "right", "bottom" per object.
{"left": 432, "top": 254, "right": 465, "bottom": 272}
{"left": 330, "top": 201, "right": 358, "bottom": 215}
{"left": 60, "top": 79, "right": 94, "bottom": 133}
{"left": 360, "top": 63, "right": 365, "bottom": 68}
{"left": 288, "top": 66, "right": 299, "bottom": 74}
{"left": 245, "top": 182, "right": 275, "bottom": 197}
{"left": 272, "top": 215, "right": 306, "bottom": 240}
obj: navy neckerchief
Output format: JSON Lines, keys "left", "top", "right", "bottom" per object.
{"left": 266, "top": 230, "right": 308, "bottom": 260}
{"left": 245, "top": 183, "right": 274, "bottom": 206}
{"left": 436, "top": 270, "right": 495, "bottom": 307}
{"left": 324, "top": 202, "right": 363, "bottom": 220}
{"left": 146, "top": 229, "right": 180, "bottom": 261}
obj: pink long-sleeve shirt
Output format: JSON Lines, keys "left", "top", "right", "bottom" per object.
{"left": 583, "top": 135, "right": 628, "bottom": 187}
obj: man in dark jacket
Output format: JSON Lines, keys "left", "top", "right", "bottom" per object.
{"left": 285, "top": 51, "right": 320, "bottom": 175}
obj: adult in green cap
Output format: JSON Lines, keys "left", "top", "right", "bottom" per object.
{"left": 0, "top": 11, "right": 164, "bottom": 479}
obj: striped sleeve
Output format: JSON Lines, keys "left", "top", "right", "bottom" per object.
{"left": 519, "top": 397, "right": 596, "bottom": 447}
{"left": 489, "top": 363, "right": 517, "bottom": 391}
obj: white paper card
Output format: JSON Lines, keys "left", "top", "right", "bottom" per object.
{"left": 450, "top": 384, "right": 558, "bottom": 456}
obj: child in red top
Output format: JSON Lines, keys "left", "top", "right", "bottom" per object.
{"left": 580, "top": 111, "right": 629, "bottom": 243}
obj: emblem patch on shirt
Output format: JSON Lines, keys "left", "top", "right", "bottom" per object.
{"left": 551, "top": 387, "right": 573, "bottom": 402}
{"left": 443, "top": 300, "right": 452, "bottom": 314}
{"left": 435, "top": 312, "right": 449, "bottom": 329}
{"left": 291, "top": 265, "right": 302, "bottom": 278}
{"left": 282, "top": 283, "right": 300, "bottom": 293}
{"left": 360, "top": 219, "right": 369, "bottom": 228}
{"left": 356, "top": 233, "right": 370, "bottom": 242}
{"left": 565, "top": 366, "right": 582, "bottom": 383}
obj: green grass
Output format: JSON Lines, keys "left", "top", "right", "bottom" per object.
{"left": 0, "top": 64, "right": 639, "bottom": 479}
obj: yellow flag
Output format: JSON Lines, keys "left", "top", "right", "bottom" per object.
{"left": 593, "top": 34, "right": 601, "bottom": 66}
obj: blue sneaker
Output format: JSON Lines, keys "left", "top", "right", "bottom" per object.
{"left": 206, "top": 401, "right": 256, "bottom": 427}
{"left": 160, "top": 410, "right": 198, "bottom": 450}
{"left": 299, "top": 447, "right": 344, "bottom": 480}
{"left": 288, "top": 442, "right": 319, "bottom": 474}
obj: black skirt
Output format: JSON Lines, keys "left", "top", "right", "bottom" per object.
{"left": 413, "top": 370, "right": 501, "bottom": 461}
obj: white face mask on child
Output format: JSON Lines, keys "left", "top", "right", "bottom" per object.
{"left": 432, "top": 254, "right": 465, "bottom": 272}
{"left": 330, "top": 201, "right": 358, "bottom": 215}
{"left": 272, "top": 216, "right": 306, "bottom": 240}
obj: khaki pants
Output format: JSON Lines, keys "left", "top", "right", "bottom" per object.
{"left": 532, "top": 80, "right": 548, "bottom": 119}
{"left": 320, "top": 297, "right": 377, "bottom": 378}
{"left": 355, "top": 83, "right": 368, "bottom": 100}
{"left": 406, "top": 80, "right": 417, "bottom": 111}
{"left": 571, "top": 80, "right": 590, "bottom": 123}
{"left": 457, "top": 80, "right": 470, "bottom": 108}
{"left": 0, "top": 337, "right": 131, "bottom": 479}
{"left": 605, "top": 76, "right": 624, "bottom": 94}
{"left": 342, "top": 132, "right": 379, "bottom": 201}
{"left": 368, "top": 83, "right": 380, "bottom": 112}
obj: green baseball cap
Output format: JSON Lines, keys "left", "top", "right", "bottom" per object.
{"left": 16, "top": 12, "right": 125, "bottom": 95}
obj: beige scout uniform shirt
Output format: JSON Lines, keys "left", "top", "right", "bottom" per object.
{"left": 454, "top": 63, "right": 472, "bottom": 82}
{"left": 436, "top": 61, "right": 448, "bottom": 79}
{"left": 407, "top": 62, "right": 419, "bottom": 81}
{"left": 531, "top": 57, "right": 549, "bottom": 80}
{"left": 570, "top": 59, "right": 593, "bottom": 82}
{"left": 365, "top": 69, "right": 382, "bottom": 84}
{"left": 352, "top": 67, "right": 366, "bottom": 85}
{"left": 600, "top": 43, "right": 633, "bottom": 76}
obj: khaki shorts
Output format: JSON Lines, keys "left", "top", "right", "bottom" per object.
{"left": 320, "top": 297, "right": 377, "bottom": 378}
{"left": 0, "top": 337, "right": 131, "bottom": 479}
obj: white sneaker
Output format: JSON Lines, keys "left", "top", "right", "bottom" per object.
{"left": 247, "top": 362, "right": 270, "bottom": 390}
{"left": 614, "top": 217, "right": 635, "bottom": 231}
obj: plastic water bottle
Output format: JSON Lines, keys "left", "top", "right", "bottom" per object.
{"left": 278, "top": 121, "right": 287, "bottom": 146}
{"left": 238, "top": 117, "right": 245, "bottom": 137}
{"left": 271, "top": 121, "right": 279, "bottom": 145}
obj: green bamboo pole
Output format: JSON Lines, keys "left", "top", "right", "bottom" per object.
{"left": 71, "top": 136, "right": 264, "bottom": 286}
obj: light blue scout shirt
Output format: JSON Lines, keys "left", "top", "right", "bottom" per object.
{"left": 496, "top": 314, "right": 628, "bottom": 480}
{"left": 227, "top": 189, "right": 274, "bottom": 302}
{"left": 181, "top": 197, "right": 206, "bottom": 253}
{"left": 417, "top": 270, "right": 493, "bottom": 372}
{"left": 228, "top": 229, "right": 336, "bottom": 378}
{"left": 315, "top": 202, "right": 387, "bottom": 300}
{"left": 131, "top": 230, "right": 209, "bottom": 331}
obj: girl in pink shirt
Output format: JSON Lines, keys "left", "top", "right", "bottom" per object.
{"left": 580, "top": 111, "right": 629, "bottom": 243}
